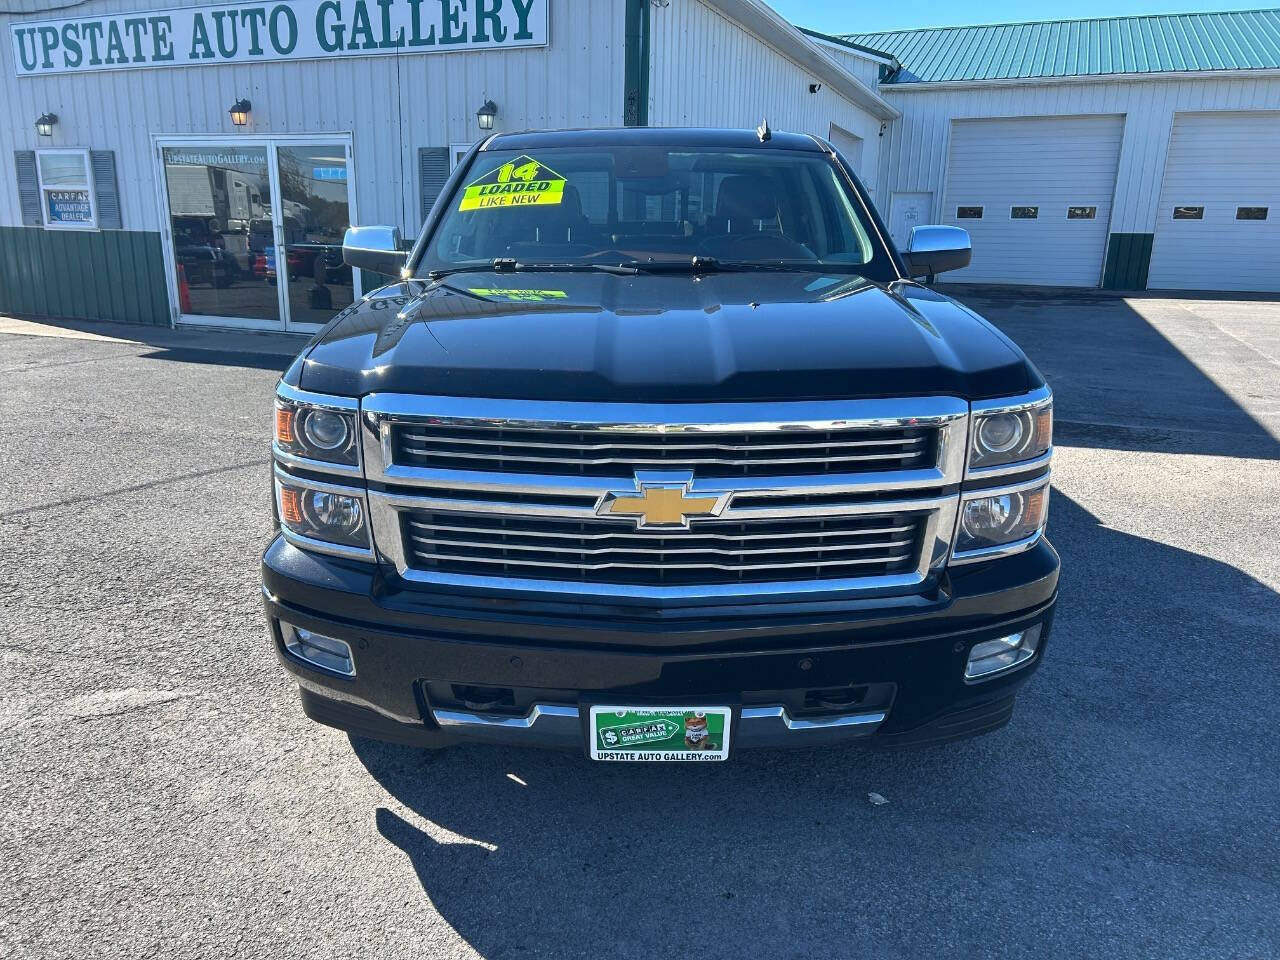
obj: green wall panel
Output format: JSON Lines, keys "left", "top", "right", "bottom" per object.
{"left": 1102, "top": 233, "right": 1154, "bottom": 291}
{"left": 0, "top": 227, "right": 170, "bottom": 326}
{"left": 623, "top": 0, "right": 651, "bottom": 126}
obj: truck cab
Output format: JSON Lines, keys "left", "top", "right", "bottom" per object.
{"left": 263, "top": 127, "right": 1057, "bottom": 759}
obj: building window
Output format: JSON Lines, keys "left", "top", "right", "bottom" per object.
{"left": 1173, "top": 206, "right": 1204, "bottom": 220}
{"left": 956, "top": 206, "right": 983, "bottom": 219}
{"left": 1011, "top": 206, "right": 1038, "bottom": 220}
{"left": 1067, "top": 206, "right": 1097, "bottom": 220}
{"left": 36, "top": 149, "right": 97, "bottom": 230}
{"left": 1237, "top": 207, "right": 1269, "bottom": 221}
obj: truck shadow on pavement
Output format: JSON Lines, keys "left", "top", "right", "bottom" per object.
{"left": 351, "top": 491, "right": 1280, "bottom": 960}
{"left": 948, "top": 287, "right": 1280, "bottom": 460}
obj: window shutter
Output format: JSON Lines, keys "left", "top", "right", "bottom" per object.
{"left": 418, "top": 147, "right": 450, "bottom": 226}
{"left": 90, "top": 150, "right": 122, "bottom": 229}
{"left": 14, "top": 151, "right": 41, "bottom": 226}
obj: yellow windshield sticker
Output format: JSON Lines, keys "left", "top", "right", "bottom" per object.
{"left": 459, "top": 156, "right": 567, "bottom": 211}
{"left": 468, "top": 288, "right": 569, "bottom": 302}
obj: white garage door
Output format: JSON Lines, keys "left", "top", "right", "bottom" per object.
{"left": 941, "top": 115, "right": 1124, "bottom": 286}
{"left": 1148, "top": 112, "right": 1280, "bottom": 293}
{"left": 829, "top": 124, "right": 865, "bottom": 177}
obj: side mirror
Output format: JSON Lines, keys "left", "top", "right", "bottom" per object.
{"left": 343, "top": 225, "right": 407, "bottom": 277}
{"left": 903, "top": 225, "right": 972, "bottom": 281}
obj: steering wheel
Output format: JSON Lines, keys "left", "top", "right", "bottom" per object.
{"left": 697, "top": 232, "right": 816, "bottom": 260}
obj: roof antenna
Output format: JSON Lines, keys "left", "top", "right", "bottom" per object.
{"left": 756, "top": 117, "right": 772, "bottom": 143}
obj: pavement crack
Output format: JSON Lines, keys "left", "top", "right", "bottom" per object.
{"left": 71, "top": 695, "right": 186, "bottom": 722}
{"left": 0, "top": 347, "right": 151, "bottom": 374}
{"left": 0, "top": 461, "right": 264, "bottom": 519}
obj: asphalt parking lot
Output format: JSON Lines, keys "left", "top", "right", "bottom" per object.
{"left": 2, "top": 289, "right": 1278, "bottom": 959}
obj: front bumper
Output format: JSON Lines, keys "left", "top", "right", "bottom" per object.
{"left": 262, "top": 535, "right": 1059, "bottom": 752}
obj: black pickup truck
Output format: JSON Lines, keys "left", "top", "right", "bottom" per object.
{"left": 263, "top": 127, "right": 1057, "bottom": 761}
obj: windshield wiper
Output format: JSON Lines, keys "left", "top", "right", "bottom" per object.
{"left": 427, "top": 256, "right": 864, "bottom": 280}
{"left": 619, "top": 257, "right": 865, "bottom": 275}
{"left": 428, "top": 258, "right": 638, "bottom": 280}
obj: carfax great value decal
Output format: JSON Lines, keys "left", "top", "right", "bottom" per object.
{"left": 10, "top": 0, "right": 547, "bottom": 77}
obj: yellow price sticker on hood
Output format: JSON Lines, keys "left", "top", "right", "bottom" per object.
{"left": 459, "top": 156, "right": 567, "bottom": 211}
{"left": 469, "top": 288, "right": 569, "bottom": 302}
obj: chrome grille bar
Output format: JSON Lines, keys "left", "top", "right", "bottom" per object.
{"left": 400, "top": 508, "right": 924, "bottom": 582}
{"left": 399, "top": 432, "right": 930, "bottom": 450}
{"left": 409, "top": 553, "right": 916, "bottom": 572}
{"left": 394, "top": 446, "right": 928, "bottom": 468}
{"left": 406, "top": 519, "right": 917, "bottom": 542}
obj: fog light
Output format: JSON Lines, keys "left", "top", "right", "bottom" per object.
{"left": 283, "top": 623, "right": 355, "bottom": 677}
{"left": 965, "top": 625, "right": 1042, "bottom": 680}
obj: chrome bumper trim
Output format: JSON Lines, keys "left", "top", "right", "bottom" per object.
{"left": 433, "top": 704, "right": 580, "bottom": 730}
{"left": 739, "top": 705, "right": 887, "bottom": 731}
{"left": 430, "top": 703, "right": 887, "bottom": 748}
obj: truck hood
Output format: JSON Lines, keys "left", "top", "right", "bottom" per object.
{"left": 297, "top": 271, "right": 1038, "bottom": 402}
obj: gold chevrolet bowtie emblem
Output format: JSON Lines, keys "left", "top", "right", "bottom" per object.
{"left": 597, "top": 472, "right": 732, "bottom": 530}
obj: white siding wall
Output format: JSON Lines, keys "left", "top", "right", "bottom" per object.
{"left": 647, "top": 0, "right": 884, "bottom": 194}
{"left": 0, "top": 0, "right": 626, "bottom": 234}
{"left": 874, "top": 74, "right": 1280, "bottom": 238}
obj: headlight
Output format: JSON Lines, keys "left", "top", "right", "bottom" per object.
{"left": 970, "top": 394, "right": 1052, "bottom": 470}
{"left": 275, "top": 393, "right": 359, "bottom": 467}
{"left": 954, "top": 481, "right": 1049, "bottom": 557}
{"left": 275, "top": 471, "right": 372, "bottom": 556}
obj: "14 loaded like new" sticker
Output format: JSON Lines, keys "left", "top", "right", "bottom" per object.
{"left": 459, "top": 155, "right": 567, "bottom": 211}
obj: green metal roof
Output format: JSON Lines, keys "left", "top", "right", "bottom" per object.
{"left": 840, "top": 9, "right": 1280, "bottom": 83}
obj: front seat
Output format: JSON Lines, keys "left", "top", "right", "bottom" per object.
{"left": 701, "top": 174, "right": 813, "bottom": 259}
{"left": 499, "top": 185, "right": 596, "bottom": 259}
{"left": 708, "top": 175, "right": 780, "bottom": 234}
{"left": 539, "top": 185, "right": 592, "bottom": 243}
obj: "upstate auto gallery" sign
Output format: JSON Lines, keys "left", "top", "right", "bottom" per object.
{"left": 11, "top": 0, "right": 547, "bottom": 76}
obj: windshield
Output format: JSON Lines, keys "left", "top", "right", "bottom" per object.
{"left": 418, "top": 145, "right": 895, "bottom": 279}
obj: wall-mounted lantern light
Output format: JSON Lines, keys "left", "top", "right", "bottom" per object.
{"left": 476, "top": 100, "right": 497, "bottom": 131}
{"left": 229, "top": 98, "right": 252, "bottom": 126}
{"left": 35, "top": 113, "right": 57, "bottom": 137}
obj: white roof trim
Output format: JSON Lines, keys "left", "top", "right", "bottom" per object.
{"left": 698, "top": 0, "right": 901, "bottom": 120}
{"left": 806, "top": 34, "right": 898, "bottom": 69}
{"left": 877, "top": 68, "right": 1280, "bottom": 93}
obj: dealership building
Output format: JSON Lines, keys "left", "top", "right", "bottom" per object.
{"left": 0, "top": 2, "right": 1278, "bottom": 334}
{"left": 0, "top": 0, "right": 897, "bottom": 331}
{"left": 837, "top": 9, "right": 1280, "bottom": 293}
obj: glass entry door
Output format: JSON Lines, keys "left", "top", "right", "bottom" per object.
{"left": 160, "top": 137, "right": 358, "bottom": 332}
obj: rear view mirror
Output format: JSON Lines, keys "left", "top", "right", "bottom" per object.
{"left": 343, "top": 225, "right": 407, "bottom": 277}
{"left": 903, "top": 225, "right": 972, "bottom": 281}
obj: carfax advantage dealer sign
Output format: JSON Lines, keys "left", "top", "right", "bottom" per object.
{"left": 11, "top": 0, "right": 547, "bottom": 76}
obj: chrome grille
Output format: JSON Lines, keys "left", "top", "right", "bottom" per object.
{"left": 362, "top": 394, "right": 970, "bottom": 600}
{"left": 390, "top": 423, "right": 935, "bottom": 477}
{"left": 402, "top": 510, "right": 924, "bottom": 586}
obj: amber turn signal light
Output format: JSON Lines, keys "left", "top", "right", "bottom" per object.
{"left": 275, "top": 407, "right": 295, "bottom": 445}
{"left": 1033, "top": 405, "right": 1053, "bottom": 452}
{"left": 279, "top": 486, "right": 304, "bottom": 526}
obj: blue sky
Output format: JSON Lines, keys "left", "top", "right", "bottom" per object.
{"left": 764, "top": 1, "right": 1257, "bottom": 34}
